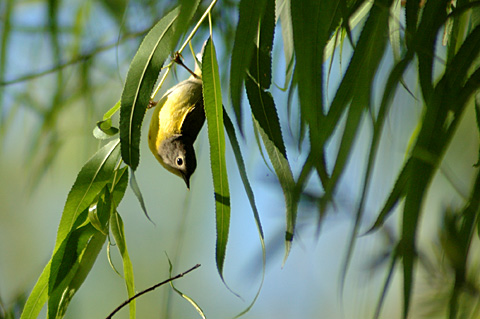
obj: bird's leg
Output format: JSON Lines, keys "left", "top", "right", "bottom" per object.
{"left": 173, "top": 52, "right": 200, "bottom": 79}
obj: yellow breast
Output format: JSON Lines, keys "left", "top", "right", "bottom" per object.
{"left": 148, "top": 76, "right": 203, "bottom": 166}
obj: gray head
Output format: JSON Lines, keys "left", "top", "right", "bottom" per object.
{"left": 158, "top": 135, "right": 197, "bottom": 189}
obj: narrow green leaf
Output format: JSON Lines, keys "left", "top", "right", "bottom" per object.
{"left": 110, "top": 166, "right": 129, "bottom": 206}
{"left": 389, "top": 0, "right": 402, "bottom": 62}
{"left": 48, "top": 224, "right": 106, "bottom": 319}
{"left": 20, "top": 262, "right": 51, "bottom": 319}
{"left": 110, "top": 211, "right": 136, "bottom": 319}
{"left": 130, "top": 170, "right": 152, "bottom": 222}
{"left": 414, "top": 0, "right": 449, "bottom": 101}
{"left": 342, "top": 58, "right": 412, "bottom": 288}
{"left": 475, "top": 94, "right": 480, "bottom": 167}
{"left": 404, "top": 0, "right": 420, "bottom": 50}
{"left": 322, "top": 0, "right": 394, "bottom": 214}
{"left": 202, "top": 38, "right": 231, "bottom": 280}
{"left": 230, "top": 0, "right": 267, "bottom": 130}
{"left": 246, "top": 0, "right": 296, "bottom": 263}
{"left": 54, "top": 139, "right": 120, "bottom": 252}
{"left": 245, "top": 77, "right": 296, "bottom": 264}
{"left": 88, "top": 189, "right": 111, "bottom": 235}
{"left": 120, "top": 7, "right": 180, "bottom": 170}
{"left": 175, "top": 0, "right": 201, "bottom": 43}
{"left": 277, "top": 0, "right": 294, "bottom": 89}
{"left": 373, "top": 248, "right": 399, "bottom": 319}
{"left": 223, "top": 109, "right": 266, "bottom": 317}
{"left": 166, "top": 256, "right": 206, "bottom": 319}
{"left": 367, "top": 159, "right": 412, "bottom": 233}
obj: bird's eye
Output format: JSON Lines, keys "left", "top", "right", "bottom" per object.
{"left": 176, "top": 157, "right": 184, "bottom": 166}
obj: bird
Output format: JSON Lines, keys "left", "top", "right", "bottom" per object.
{"left": 148, "top": 56, "right": 204, "bottom": 189}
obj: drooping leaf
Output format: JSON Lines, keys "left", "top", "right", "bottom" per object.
{"left": 223, "top": 109, "right": 265, "bottom": 317}
{"left": 166, "top": 255, "right": 206, "bottom": 319}
{"left": 130, "top": 169, "right": 152, "bottom": 222}
{"left": 110, "top": 211, "right": 136, "bottom": 319}
{"left": 230, "top": 0, "right": 267, "bottom": 130}
{"left": 414, "top": 0, "right": 449, "bottom": 101}
{"left": 48, "top": 223, "right": 106, "bottom": 319}
{"left": 277, "top": 0, "right": 294, "bottom": 90}
{"left": 291, "top": 0, "right": 341, "bottom": 183}
{"left": 343, "top": 58, "right": 412, "bottom": 288}
{"left": 54, "top": 139, "right": 120, "bottom": 251}
{"left": 202, "top": 38, "right": 231, "bottom": 281}
{"left": 246, "top": 78, "right": 296, "bottom": 264}
{"left": 120, "top": 6, "right": 180, "bottom": 170}
{"left": 247, "top": 0, "right": 297, "bottom": 263}
{"left": 88, "top": 188, "right": 111, "bottom": 235}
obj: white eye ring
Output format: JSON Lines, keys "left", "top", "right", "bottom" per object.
{"left": 176, "top": 157, "right": 184, "bottom": 166}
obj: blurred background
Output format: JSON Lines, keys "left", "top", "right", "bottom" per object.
{"left": 1, "top": 0, "right": 479, "bottom": 318}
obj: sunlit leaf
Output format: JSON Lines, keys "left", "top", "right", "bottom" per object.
{"left": 202, "top": 38, "right": 231, "bottom": 281}
{"left": 110, "top": 211, "right": 136, "bottom": 319}
{"left": 48, "top": 224, "right": 106, "bottom": 319}
{"left": 54, "top": 139, "right": 120, "bottom": 251}
{"left": 120, "top": 7, "right": 180, "bottom": 170}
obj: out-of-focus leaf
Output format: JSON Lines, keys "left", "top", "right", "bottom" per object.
{"left": 291, "top": 0, "right": 342, "bottom": 185}
{"left": 404, "top": 0, "right": 421, "bottom": 50}
{"left": 323, "top": 0, "right": 394, "bottom": 214}
{"left": 110, "top": 211, "right": 136, "bottom": 319}
{"left": 230, "top": 0, "right": 267, "bottom": 130}
{"left": 475, "top": 94, "right": 480, "bottom": 167}
{"left": 345, "top": 59, "right": 412, "bottom": 284}
{"left": 389, "top": 0, "right": 402, "bottom": 62}
{"left": 175, "top": 0, "right": 201, "bottom": 43}
{"left": 414, "top": 0, "right": 448, "bottom": 101}
{"left": 54, "top": 139, "right": 120, "bottom": 251}
{"left": 277, "top": 0, "right": 294, "bottom": 90}
{"left": 120, "top": 7, "right": 180, "bottom": 170}
{"left": 202, "top": 38, "right": 231, "bottom": 281}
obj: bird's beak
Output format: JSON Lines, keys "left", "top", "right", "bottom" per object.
{"left": 182, "top": 174, "right": 190, "bottom": 189}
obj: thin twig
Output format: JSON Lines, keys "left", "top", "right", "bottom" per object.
{"left": 106, "top": 263, "right": 201, "bottom": 319}
{"left": 0, "top": 28, "right": 151, "bottom": 86}
{"left": 150, "top": 0, "right": 217, "bottom": 100}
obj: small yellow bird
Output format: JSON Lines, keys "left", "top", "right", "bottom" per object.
{"left": 148, "top": 60, "right": 204, "bottom": 189}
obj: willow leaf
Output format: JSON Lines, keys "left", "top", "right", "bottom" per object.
{"left": 54, "top": 139, "right": 120, "bottom": 252}
{"left": 202, "top": 38, "right": 231, "bottom": 281}
{"left": 48, "top": 224, "right": 106, "bottom": 319}
{"left": 246, "top": 77, "right": 296, "bottom": 264}
{"left": 120, "top": 7, "right": 180, "bottom": 170}
{"left": 110, "top": 211, "right": 136, "bottom": 319}
{"left": 223, "top": 109, "right": 265, "bottom": 317}
{"left": 230, "top": 0, "right": 267, "bottom": 130}
{"left": 166, "top": 256, "right": 206, "bottom": 319}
